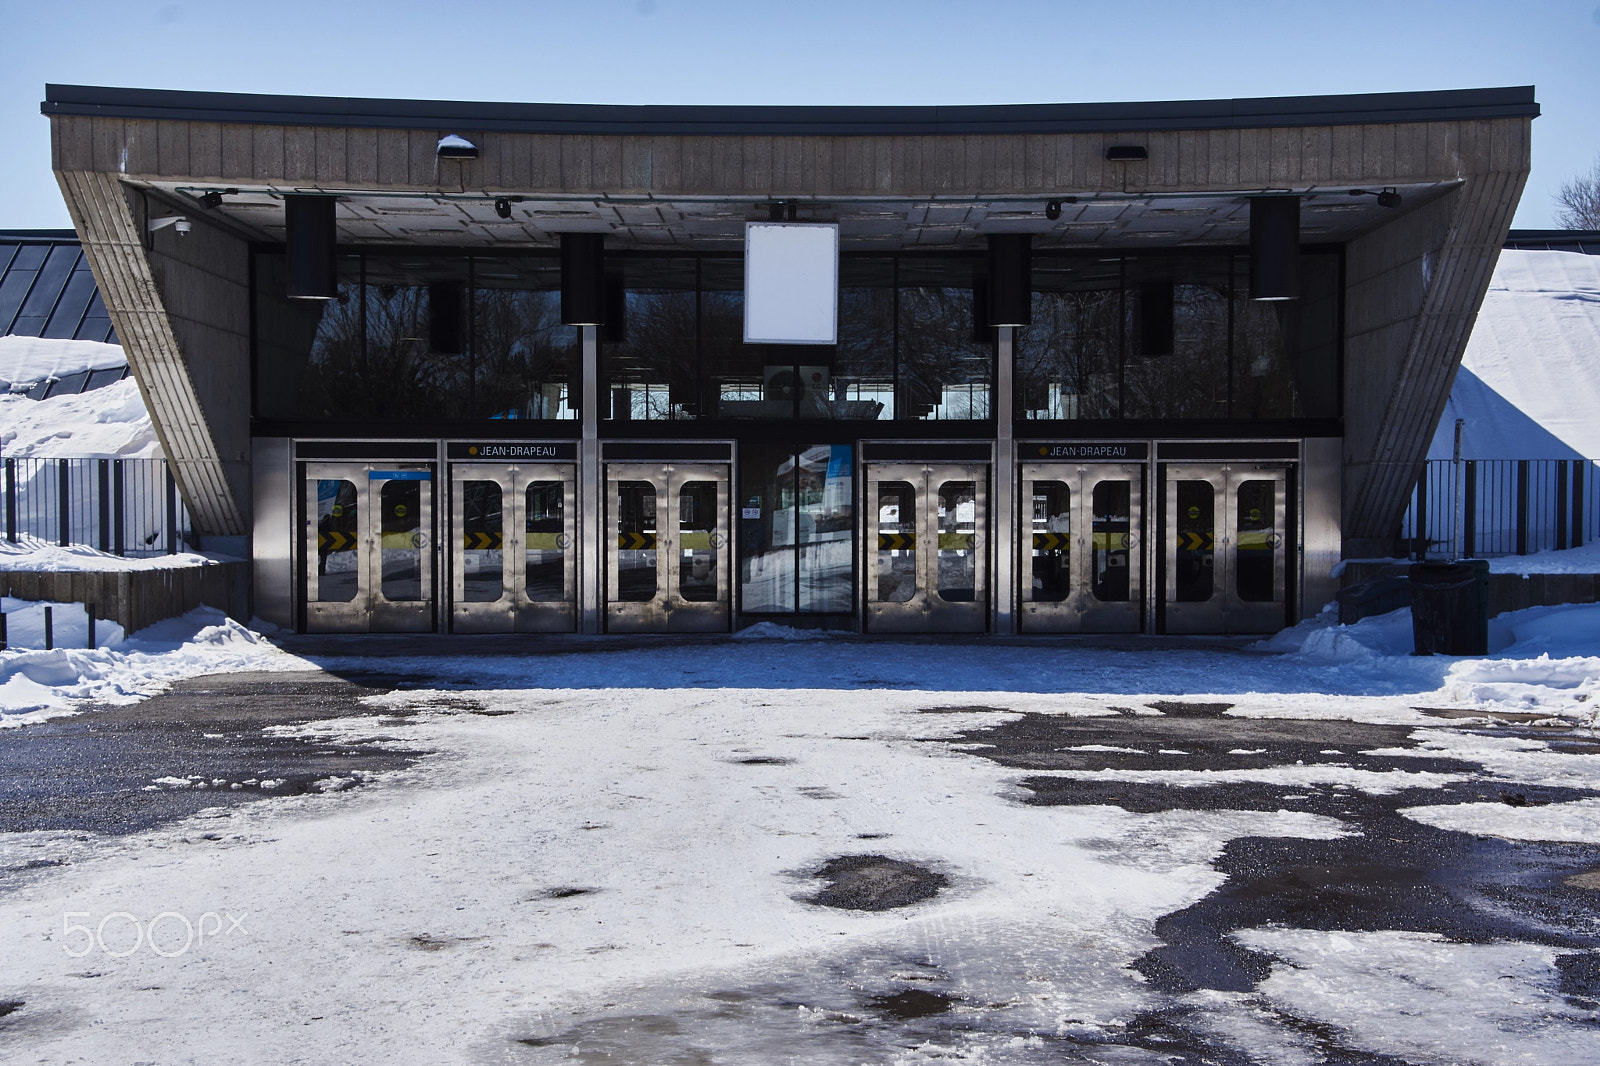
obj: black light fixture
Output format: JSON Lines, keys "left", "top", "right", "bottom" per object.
{"left": 428, "top": 283, "right": 463, "bottom": 354}
{"left": 560, "top": 233, "right": 607, "bottom": 326}
{"left": 1044, "top": 200, "right": 1062, "bottom": 221}
{"left": 436, "top": 134, "right": 479, "bottom": 160}
{"left": 986, "top": 233, "right": 1032, "bottom": 328}
{"left": 285, "top": 194, "right": 337, "bottom": 300}
{"left": 1249, "top": 196, "right": 1300, "bottom": 302}
{"left": 1139, "top": 282, "right": 1175, "bottom": 357}
{"left": 1105, "top": 145, "right": 1149, "bottom": 162}
{"left": 495, "top": 198, "right": 513, "bottom": 219}
{"left": 1348, "top": 186, "right": 1404, "bottom": 209}
{"left": 197, "top": 189, "right": 235, "bottom": 210}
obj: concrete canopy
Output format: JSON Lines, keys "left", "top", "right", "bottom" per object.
{"left": 43, "top": 85, "right": 1535, "bottom": 552}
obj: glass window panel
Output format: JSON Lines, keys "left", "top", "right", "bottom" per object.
{"left": 42, "top": 260, "right": 97, "bottom": 340}
{"left": 526, "top": 481, "right": 566, "bottom": 602}
{"left": 1234, "top": 252, "right": 1341, "bottom": 419}
{"left": 806, "top": 259, "right": 893, "bottom": 420}
{"left": 1121, "top": 257, "right": 1230, "bottom": 420}
{"left": 314, "top": 479, "right": 359, "bottom": 602}
{"left": 472, "top": 257, "right": 578, "bottom": 420}
{"left": 1174, "top": 481, "right": 1215, "bottom": 602}
{"left": 1028, "top": 481, "right": 1071, "bottom": 603}
{"left": 877, "top": 481, "right": 917, "bottom": 602}
{"left": 11, "top": 244, "right": 78, "bottom": 336}
{"left": 1235, "top": 480, "right": 1278, "bottom": 602}
{"left": 797, "top": 444, "right": 854, "bottom": 611}
{"left": 253, "top": 253, "right": 361, "bottom": 420}
{"left": 898, "top": 259, "right": 990, "bottom": 420}
{"left": 363, "top": 258, "right": 473, "bottom": 420}
{"left": 614, "top": 481, "right": 657, "bottom": 601}
{"left": 678, "top": 481, "right": 720, "bottom": 602}
{"left": 379, "top": 480, "right": 424, "bottom": 601}
{"left": 937, "top": 481, "right": 978, "bottom": 601}
{"left": 460, "top": 480, "right": 503, "bottom": 602}
{"left": 739, "top": 444, "right": 796, "bottom": 613}
{"left": 1019, "top": 257, "right": 1121, "bottom": 420}
{"left": 1091, "top": 480, "right": 1133, "bottom": 602}
{"left": 606, "top": 258, "right": 699, "bottom": 421}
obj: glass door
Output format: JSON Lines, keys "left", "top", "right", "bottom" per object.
{"left": 1019, "top": 462, "right": 1143, "bottom": 633}
{"left": 605, "top": 462, "right": 731, "bottom": 633}
{"left": 1163, "top": 463, "right": 1289, "bottom": 633}
{"left": 305, "top": 462, "right": 435, "bottom": 633}
{"left": 449, "top": 463, "right": 577, "bottom": 633}
{"left": 864, "top": 462, "right": 988, "bottom": 633}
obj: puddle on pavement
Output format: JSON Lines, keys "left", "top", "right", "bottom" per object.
{"left": 805, "top": 854, "right": 947, "bottom": 911}
{"left": 868, "top": 989, "right": 957, "bottom": 1019}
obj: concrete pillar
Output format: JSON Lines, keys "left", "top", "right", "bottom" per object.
{"left": 992, "top": 326, "right": 1015, "bottom": 635}
{"left": 579, "top": 325, "right": 601, "bottom": 634}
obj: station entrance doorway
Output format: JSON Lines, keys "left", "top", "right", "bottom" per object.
{"left": 1019, "top": 459, "right": 1144, "bottom": 633}
{"left": 304, "top": 462, "right": 435, "bottom": 633}
{"left": 447, "top": 446, "right": 577, "bottom": 633}
{"left": 605, "top": 459, "right": 732, "bottom": 633}
{"left": 864, "top": 459, "right": 988, "bottom": 633}
{"left": 1161, "top": 462, "right": 1292, "bottom": 634}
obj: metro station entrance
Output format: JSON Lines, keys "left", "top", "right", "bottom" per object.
{"left": 448, "top": 455, "right": 577, "bottom": 633}
{"left": 1019, "top": 460, "right": 1144, "bottom": 633}
{"left": 304, "top": 462, "right": 435, "bottom": 633}
{"left": 864, "top": 461, "right": 988, "bottom": 633}
{"left": 606, "top": 461, "right": 732, "bottom": 633}
{"left": 1161, "top": 462, "right": 1292, "bottom": 634}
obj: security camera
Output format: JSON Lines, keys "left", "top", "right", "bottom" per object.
{"left": 147, "top": 215, "right": 190, "bottom": 236}
{"left": 175, "top": 218, "right": 192, "bottom": 236}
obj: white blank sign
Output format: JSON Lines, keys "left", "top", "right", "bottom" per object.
{"left": 744, "top": 222, "right": 839, "bottom": 344}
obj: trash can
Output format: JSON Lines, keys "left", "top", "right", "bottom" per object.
{"left": 1409, "top": 559, "right": 1490, "bottom": 656}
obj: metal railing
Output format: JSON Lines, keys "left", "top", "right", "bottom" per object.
{"left": 2, "top": 456, "right": 192, "bottom": 556}
{"left": 1401, "top": 458, "right": 1598, "bottom": 558}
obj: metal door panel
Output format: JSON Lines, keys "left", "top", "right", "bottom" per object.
{"left": 450, "top": 463, "right": 577, "bottom": 633}
{"left": 1019, "top": 462, "right": 1143, "bottom": 633}
{"left": 606, "top": 462, "right": 730, "bottom": 634}
{"left": 305, "top": 462, "right": 434, "bottom": 634}
{"left": 1163, "top": 463, "right": 1288, "bottom": 634}
{"left": 865, "top": 462, "right": 987, "bottom": 634}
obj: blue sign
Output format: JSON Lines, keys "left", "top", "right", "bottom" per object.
{"left": 369, "top": 470, "right": 432, "bottom": 480}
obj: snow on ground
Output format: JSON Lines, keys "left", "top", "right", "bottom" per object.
{"left": 0, "top": 335, "right": 156, "bottom": 459}
{"left": 1234, "top": 929, "right": 1600, "bottom": 1065}
{"left": 0, "top": 335, "right": 126, "bottom": 391}
{"left": 1, "top": 597, "right": 124, "bottom": 650}
{"left": 0, "top": 607, "right": 310, "bottom": 727}
{"left": 1487, "top": 539, "right": 1600, "bottom": 574}
{"left": 1401, "top": 797, "right": 1600, "bottom": 842}
{"left": 0, "top": 535, "right": 234, "bottom": 571}
{"left": 1429, "top": 249, "right": 1600, "bottom": 460}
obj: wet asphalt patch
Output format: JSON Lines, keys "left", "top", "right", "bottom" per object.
{"left": 950, "top": 710, "right": 1600, "bottom": 999}
{"left": 805, "top": 854, "right": 948, "bottom": 911}
{"left": 0, "top": 671, "right": 429, "bottom": 841}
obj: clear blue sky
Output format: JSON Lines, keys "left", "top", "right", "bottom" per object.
{"left": 3, "top": 0, "right": 1597, "bottom": 229}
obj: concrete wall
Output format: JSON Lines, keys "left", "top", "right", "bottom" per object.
{"left": 1, "top": 562, "right": 250, "bottom": 635}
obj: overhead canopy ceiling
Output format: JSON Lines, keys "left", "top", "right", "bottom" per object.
{"left": 142, "top": 181, "right": 1450, "bottom": 251}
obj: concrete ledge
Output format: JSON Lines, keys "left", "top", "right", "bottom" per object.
{"left": 1338, "top": 562, "right": 1600, "bottom": 620}
{"left": 0, "top": 562, "right": 249, "bottom": 634}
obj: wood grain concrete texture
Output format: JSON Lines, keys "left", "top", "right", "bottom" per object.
{"left": 51, "top": 169, "right": 247, "bottom": 538}
{"left": 0, "top": 562, "right": 250, "bottom": 635}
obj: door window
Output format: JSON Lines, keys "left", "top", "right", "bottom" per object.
{"left": 937, "top": 481, "right": 977, "bottom": 602}
{"left": 1029, "top": 482, "right": 1071, "bottom": 603}
{"left": 379, "top": 480, "right": 424, "bottom": 601}
{"left": 1235, "top": 480, "right": 1277, "bottom": 602}
{"left": 678, "top": 481, "right": 719, "bottom": 602}
{"left": 1091, "top": 480, "right": 1133, "bottom": 602}
{"left": 1174, "top": 481, "right": 1214, "bottom": 602}
{"left": 460, "top": 480, "right": 503, "bottom": 602}
{"left": 614, "top": 481, "right": 657, "bottom": 601}
{"left": 314, "top": 479, "right": 359, "bottom": 602}
{"left": 526, "top": 481, "right": 565, "bottom": 601}
{"left": 876, "top": 482, "right": 917, "bottom": 602}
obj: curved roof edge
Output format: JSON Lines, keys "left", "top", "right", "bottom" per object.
{"left": 41, "top": 84, "right": 1539, "bottom": 136}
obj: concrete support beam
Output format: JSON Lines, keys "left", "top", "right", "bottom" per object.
{"left": 1341, "top": 121, "right": 1529, "bottom": 555}
{"left": 54, "top": 169, "right": 250, "bottom": 538}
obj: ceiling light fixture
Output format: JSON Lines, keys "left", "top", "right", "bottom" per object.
{"left": 1348, "top": 186, "right": 1404, "bottom": 209}
{"left": 1045, "top": 200, "right": 1062, "bottom": 221}
{"left": 436, "top": 134, "right": 479, "bottom": 160}
{"left": 495, "top": 198, "right": 513, "bottom": 219}
{"left": 1249, "top": 197, "right": 1301, "bottom": 301}
{"left": 1105, "top": 145, "right": 1149, "bottom": 162}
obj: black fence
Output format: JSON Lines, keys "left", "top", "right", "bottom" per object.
{"left": 2, "top": 456, "right": 193, "bottom": 556}
{"left": 1402, "top": 458, "right": 1599, "bottom": 558}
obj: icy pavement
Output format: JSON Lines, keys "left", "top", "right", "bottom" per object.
{"left": 0, "top": 623, "right": 1597, "bottom": 1063}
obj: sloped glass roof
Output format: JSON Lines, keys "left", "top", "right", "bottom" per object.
{"left": 0, "top": 231, "right": 117, "bottom": 344}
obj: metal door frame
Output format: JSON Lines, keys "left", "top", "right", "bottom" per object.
{"left": 304, "top": 461, "right": 435, "bottom": 634}
{"left": 1019, "top": 462, "right": 1144, "bottom": 633}
{"left": 864, "top": 461, "right": 989, "bottom": 634}
{"left": 605, "top": 461, "right": 731, "bottom": 633}
{"left": 448, "top": 462, "right": 577, "bottom": 633}
{"left": 1162, "top": 462, "right": 1290, "bottom": 634}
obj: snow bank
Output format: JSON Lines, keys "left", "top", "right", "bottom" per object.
{"left": 0, "top": 537, "right": 230, "bottom": 571}
{"left": 1487, "top": 539, "right": 1600, "bottom": 574}
{"left": 0, "top": 378, "right": 158, "bottom": 458}
{"left": 0, "top": 335, "right": 125, "bottom": 390}
{"left": 1, "top": 597, "right": 125, "bottom": 650}
{"left": 1429, "top": 249, "right": 1600, "bottom": 460}
{"left": 0, "top": 607, "right": 310, "bottom": 726}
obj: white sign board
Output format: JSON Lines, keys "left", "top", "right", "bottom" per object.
{"left": 743, "top": 222, "right": 838, "bottom": 345}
